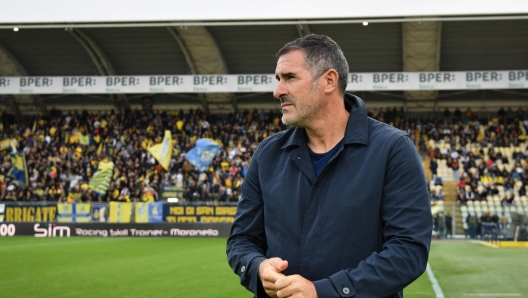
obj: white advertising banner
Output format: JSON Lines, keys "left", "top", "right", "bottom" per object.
{"left": 347, "top": 71, "right": 528, "bottom": 91}
{"left": 0, "top": 71, "right": 527, "bottom": 95}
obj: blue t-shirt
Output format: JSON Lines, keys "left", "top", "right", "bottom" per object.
{"left": 308, "top": 140, "right": 343, "bottom": 176}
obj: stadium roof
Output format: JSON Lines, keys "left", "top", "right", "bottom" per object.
{"left": 1, "top": 2, "right": 528, "bottom": 115}
{"left": 1, "top": 0, "right": 528, "bottom": 23}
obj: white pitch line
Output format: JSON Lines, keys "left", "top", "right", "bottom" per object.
{"left": 464, "top": 294, "right": 521, "bottom": 297}
{"left": 406, "top": 292, "right": 435, "bottom": 296}
{"left": 426, "top": 263, "right": 445, "bottom": 298}
{"left": 0, "top": 237, "right": 132, "bottom": 250}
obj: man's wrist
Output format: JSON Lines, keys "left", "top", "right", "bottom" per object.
{"left": 251, "top": 256, "right": 267, "bottom": 278}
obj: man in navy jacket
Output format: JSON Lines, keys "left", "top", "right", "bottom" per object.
{"left": 227, "top": 34, "right": 432, "bottom": 298}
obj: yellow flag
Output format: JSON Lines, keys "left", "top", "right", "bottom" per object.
{"left": 79, "top": 134, "right": 90, "bottom": 146}
{"left": 147, "top": 130, "right": 173, "bottom": 170}
{"left": 89, "top": 159, "right": 114, "bottom": 195}
{"left": 0, "top": 138, "right": 17, "bottom": 151}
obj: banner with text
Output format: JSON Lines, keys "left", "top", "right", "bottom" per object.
{"left": 1, "top": 71, "right": 527, "bottom": 94}
{"left": 0, "top": 222, "right": 232, "bottom": 237}
{"left": 1, "top": 203, "right": 236, "bottom": 223}
{"left": 161, "top": 185, "right": 184, "bottom": 200}
{"left": 3, "top": 204, "right": 57, "bottom": 222}
{"left": 163, "top": 205, "right": 237, "bottom": 223}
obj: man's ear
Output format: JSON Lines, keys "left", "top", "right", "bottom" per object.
{"left": 322, "top": 69, "right": 339, "bottom": 94}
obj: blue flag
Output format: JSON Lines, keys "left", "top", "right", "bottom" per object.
{"left": 8, "top": 151, "right": 28, "bottom": 186}
{"left": 185, "top": 139, "right": 220, "bottom": 172}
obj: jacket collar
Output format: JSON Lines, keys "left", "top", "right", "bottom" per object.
{"left": 281, "top": 93, "right": 369, "bottom": 149}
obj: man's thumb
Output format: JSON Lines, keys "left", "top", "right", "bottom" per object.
{"left": 276, "top": 260, "right": 288, "bottom": 272}
{"left": 269, "top": 258, "right": 288, "bottom": 272}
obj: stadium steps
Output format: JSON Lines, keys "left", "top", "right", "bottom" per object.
{"left": 444, "top": 181, "right": 463, "bottom": 235}
{"left": 443, "top": 181, "right": 458, "bottom": 204}
{"left": 454, "top": 205, "right": 465, "bottom": 235}
{"left": 423, "top": 155, "right": 457, "bottom": 203}
{"left": 423, "top": 156, "right": 431, "bottom": 181}
{"left": 424, "top": 154, "right": 464, "bottom": 235}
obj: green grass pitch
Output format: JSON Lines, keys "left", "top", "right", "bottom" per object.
{"left": 1, "top": 237, "right": 527, "bottom": 297}
{"left": 0, "top": 237, "right": 246, "bottom": 297}
{"left": 406, "top": 241, "right": 528, "bottom": 297}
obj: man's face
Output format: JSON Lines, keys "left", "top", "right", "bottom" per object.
{"left": 273, "top": 50, "right": 323, "bottom": 127}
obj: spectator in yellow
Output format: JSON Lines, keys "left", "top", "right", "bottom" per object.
{"left": 493, "top": 175, "right": 504, "bottom": 185}
{"left": 69, "top": 131, "right": 80, "bottom": 144}
{"left": 74, "top": 147, "right": 83, "bottom": 159}
{"left": 225, "top": 177, "right": 232, "bottom": 189}
{"left": 49, "top": 163, "right": 58, "bottom": 179}
{"left": 112, "top": 187, "right": 120, "bottom": 201}
{"left": 49, "top": 126, "right": 57, "bottom": 137}
{"left": 67, "top": 184, "right": 83, "bottom": 203}
{"left": 37, "top": 133, "right": 45, "bottom": 143}
{"left": 141, "top": 183, "right": 157, "bottom": 202}
{"left": 119, "top": 186, "right": 130, "bottom": 202}
{"left": 176, "top": 118, "right": 184, "bottom": 131}
{"left": 221, "top": 160, "right": 230, "bottom": 172}
{"left": 93, "top": 134, "right": 101, "bottom": 145}
{"left": 146, "top": 124, "right": 155, "bottom": 135}
{"left": 59, "top": 144, "right": 69, "bottom": 154}
{"left": 480, "top": 172, "right": 493, "bottom": 186}
{"left": 100, "top": 118, "right": 108, "bottom": 129}
{"left": 0, "top": 175, "right": 5, "bottom": 192}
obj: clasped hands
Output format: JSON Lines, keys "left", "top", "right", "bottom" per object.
{"left": 258, "top": 257, "right": 317, "bottom": 298}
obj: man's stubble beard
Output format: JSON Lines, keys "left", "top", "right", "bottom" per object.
{"left": 281, "top": 83, "right": 321, "bottom": 128}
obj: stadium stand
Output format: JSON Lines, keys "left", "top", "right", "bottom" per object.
{"left": 422, "top": 108, "right": 528, "bottom": 238}
{"left": 2, "top": 108, "right": 528, "bottom": 241}
{"left": 0, "top": 107, "right": 289, "bottom": 203}
{"left": 2, "top": 106, "right": 526, "bottom": 206}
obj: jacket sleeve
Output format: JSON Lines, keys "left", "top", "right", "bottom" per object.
{"left": 226, "top": 147, "right": 268, "bottom": 297}
{"left": 313, "top": 136, "right": 433, "bottom": 297}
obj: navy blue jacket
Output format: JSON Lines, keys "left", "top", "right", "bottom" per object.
{"left": 227, "top": 94, "right": 432, "bottom": 298}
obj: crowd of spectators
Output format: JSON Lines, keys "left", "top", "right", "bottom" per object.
{"left": 0, "top": 107, "right": 287, "bottom": 204}
{"left": 423, "top": 107, "right": 528, "bottom": 206}
{"left": 1, "top": 105, "right": 527, "bottom": 206}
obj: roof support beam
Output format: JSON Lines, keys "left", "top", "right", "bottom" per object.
{"left": 168, "top": 25, "right": 235, "bottom": 113}
{"left": 402, "top": 21, "right": 442, "bottom": 110}
{"left": 68, "top": 28, "right": 129, "bottom": 113}
{"left": 0, "top": 43, "right": 47, "bottom": 117}
{"left": 296, "top": 23, "right": 312, "bottom": 38}
{"left": 166, "top": 27, "right": 209, "bottom": 112}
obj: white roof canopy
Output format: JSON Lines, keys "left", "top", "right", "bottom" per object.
{"left": 2, "top": 0, "right": 528, "bottom": 24}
